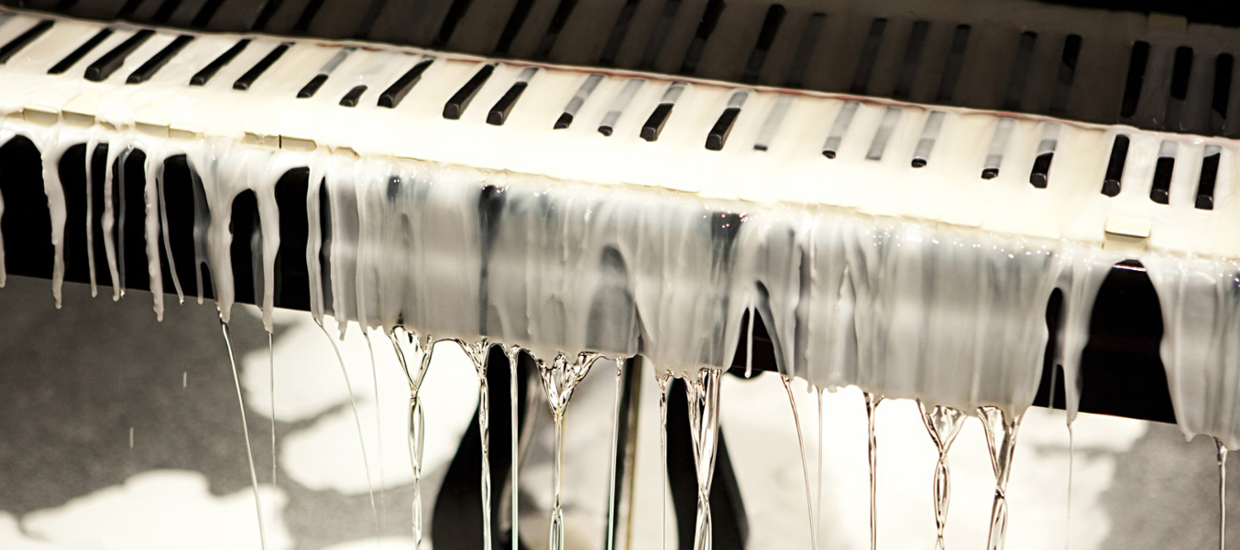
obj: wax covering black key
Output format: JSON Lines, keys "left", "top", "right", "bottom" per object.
{"left": 554, "top": 112, "right": 574, "bottom": 130}
{"left": 443, "top": 64, "right": 494, "bottom": 119}
{"left": 191, "top": 38, "right": 249, "bottom": 85}
{"left": 85, "top": 29, "right": 154, "bottom": 82}
{"left": 233, "top": 43, "right": 289, "bottom": 91}
{"left": 1195, "top": 151, "right": 1221, "bottom": 210}
{"left": 706, "top": 107, "right": 740, "bottom": 151}
{"left": 0, "top": 19, "right": 54, "bottom": 65}
{"left": 741, "top": 4, "right": 786, "bottom": 83}
{"left": 378, "top": 59, "right": 433, "bottom": 108}
{"left": 640, "top": 103, "right": 674, "bottom": 141}
{"left": 1102, "top": 134, "right": 1130, "bottom": 197}
{"left": 48, "top": 28, "right": 114, "bottom": 75}
{"left": 1150, "top": 156, "right": 1174, "bottom": 204}
{"left": 339, "top": 85, "right": 367, "bottom": 107}
{"left": 1029, "top": 152, "right": 1054, "bottom": 188}
{"left": 487, "top": 81, "right": 528, "bottom": 125}
{"left": 1120, "top": 41, "right": 1150, "bottom": 118}
{"left": 297, "top": 74, "right": 329, "bottom": 98}
{"left": 127, "top": 34, "right": 193, "bottom": 84}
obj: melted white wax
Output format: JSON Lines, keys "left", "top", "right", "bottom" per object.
{"left": 0, "top": 110, "right": 1237, "bottom": 448}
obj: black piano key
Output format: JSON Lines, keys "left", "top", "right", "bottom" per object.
{"left": 1029, "top": 152, "right": 1054, "bottom": 188}
{"left": 433, "top": 0, "right": 475, "bottom": 48}
{"left": 117, "top": 0, "right": 145, "bottom": 18}
{"left": 293, "top": 0, "right": 325, "bottom": 33}
{"left": 554, "top": 113, "right": 574, "bottom": 130}
{"left": 0, "top": 19, "right": 54, "bottom": 65}
{"left": 1150, "top": 155, "right": 1174, "bottom": 204}
{"left": 354, "top": 0, "right": 391, "bottom": 39}
{"left": 891, "top": 20, "right": 929, "bottom": 100}
{"left": 706, "top": 107, "right": 740, "bottom": 151}
{"left": 233, "top": 43, "right": 289, "bottom": 91}
{"left": 639, "top": 0, "right": 684, "bottom": 71}
{"left": 981, "top": 167, "right": 1000, "bottom": 179}
{"left": 443, "top": 64, "right": 494, "bottom": 120}
{"left": 1195, "top": 148, "right": 1221, "bottom": 210}
{"left": 494, "top": 0, "right": 536, "bottom": 55}
{"left": 783, "top": 12, "right": 824, "bottom": 88}
{"left": 126, "top": 34, "right": 192, "bottom": 84}
{"left": 935, "top": 24, "right": 971, "bottom": 103}
{"left": 252, "top": 0, "right": 283, "bottom": 31}
{"left": 1170, "top": 46, "right": 1193, "bottom": 100}
{"left": 339, "top": 85, "right": 367, "bottom": 107}
{"left": 598, "top": 0, "right": 642, "bottom": 66}
{"left": 297, "top": 74, "right": 328, "bottom": 98}
{"left": 191, "top": 0, "right": 224, "bottom": 27}
{"left": 48, "top": 28, "right": 114, "bottom": 75}
{"left": 190, "top": 38, "right": 249, "bottom": 86}
{"left": 1120, "top": 41, "right": 1150, "bottom": 118}
{"left": 152, "top": 0, "right": 180, "bottom": 22}
{"left": 85, "top": 29, "right": 154, "bottom": 82}
{"left": 487, "top": 81, "right": 528, "bottom": 125}
{"left": 1049, "top": 34, "right": 1082, "bottom": 114}
{"left": 1212, "top": 54, "right": 1234, "bottom": 131}
{"left": 849, "top": 18, "right": 887, "bottom": 95}
{"left": 1003, "top": 31, "right": 1037, "bottom": 111}
{"left": 741, "top": 4, "right": 786, "bottom": 84}
{"left": 640, "top": 102, "right": 673, "bottom": 141}
{"left": 378, "top": 59, "right": 433, "bottom": 108}
{"left": 532, "top": 0, "right": 580, "bottom": 60}
{"left": 679, "top": 0, "right": 726, "bottom": 75}
{"left": 1102, "top": 134, "right": 1130, "bottom": 197}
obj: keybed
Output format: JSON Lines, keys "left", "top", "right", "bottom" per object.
{"left": 0, "top": 9, "right": 1239, "bottom": 261}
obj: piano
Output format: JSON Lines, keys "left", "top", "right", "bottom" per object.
{"left": 0, "top": 0, "right": 1236, "bottom": 548}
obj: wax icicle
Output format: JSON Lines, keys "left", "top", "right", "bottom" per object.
{"left": 220, "top": 320, "right": 268, "bottom": 550}
{"left": 781, "top": 376, "right": 818, "bottom": 549}
{"left": 686, "top": 368, "right": 724, "bottom": 550}
{"left": 364, "top": 331, "right": 385, "bottom": 527}
{"left": 391, "top": 330, "right": 434, "bottom": 547}
{"left": 317, "top": 320, "right": 380, "bottom": 537}
{"left": 458, "top": 338, "right": 494, "bottom": 550}
{"left": 536, "top": 351, "right": 602, "bottom": 550}
{"left": 918, "top": 401, "right": 966, "bottom": 550}
{"left": 864, "top": 392, "right": 882, "bottom": 550}
{"left": 979, "top": 406, "right": 1022, "bottom": 550}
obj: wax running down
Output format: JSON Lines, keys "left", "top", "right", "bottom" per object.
{"left": 1, "top": 116, "right": 1240, "bottom": 450}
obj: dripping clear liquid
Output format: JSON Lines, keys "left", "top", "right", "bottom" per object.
{"left": 221, "top": 321, "right": 268, "bottom": 550}
{"left": 781, "top": 375, "right": 818, "bottom": 550}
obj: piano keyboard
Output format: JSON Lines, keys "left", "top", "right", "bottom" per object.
{"left": 10, "top": 0, "right": 1239, "bottom": 140}
{"left": 1, "top": 4, "right": 1240, "bottom": 454}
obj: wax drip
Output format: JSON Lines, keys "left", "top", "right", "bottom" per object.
{"left": 154, "top": 155, "right": 184, "bottom": 303}
{"left": 864, "top": 392, "right": 882, "bottom": 550}
{"left": 457, "top": 338, "right": 494, "bottom": 550}
{"left": 316, "top": 320, "right": 380, "bottom": 537}
{"left": 606, "top": 358, "right": 625, "bottom": 550}
{"left": 116, "top": 145, "right": 132, "bottom": 295}
{"left": 657, "top": 370, "right": 673, "bottom": 550}
{"left": 686, "top": 368, "right": 724, "bottom": 550}
{"left": 816, "top": 388, "right": 826, "bottom": 549}
{"left": 745, "top": 309, "right": 755, "bottom": 378}
{"left": 1219, "top": 438, "right": 1229, "bottom": 550}
{"left": 101, "top": 136, "right": 123, "bottom": 300}
{"left": 220, "top": 320, "right": 268, "bottom": 550}
{"left": 85, "top": 135, "right": 98, "bottom": 297}
{"left": 506, "top": 345, "right": 521, "bottom": 550}
{"left": 364, "top": 331, "right": 386, "bottom": 530}
{"left": 979, "top": 406, "right": 1022, "bottom": 550}
{"left": 918, "top": 401, "right": 967, "bottom": 550}
{"left": 536, "top": 351, "right": 602, "bottom": 550}
{"left": 269, "top": 332, "right": 277, "bottom": 486}
{"left": 391, "top": 329, "right": 434, "bottom": 547}
{"left": 781, "top": 375, "right": 818, "bottom": 549}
